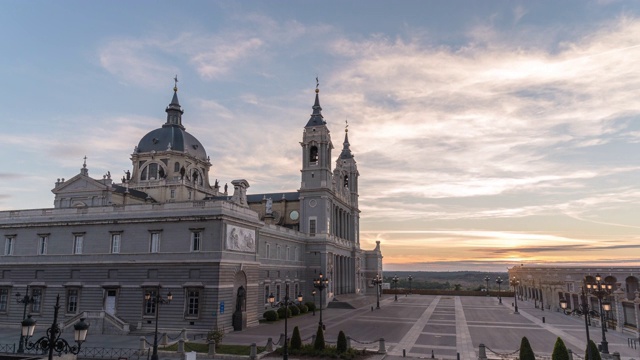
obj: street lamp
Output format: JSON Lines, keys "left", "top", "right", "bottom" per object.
{"left": 495, "top": 277, "right": 503, "bottom": 304}
{"left": 559, "top": 283, "right": 596, "bottom": 360}
{"left": 484, "top": 276, "right": 490, "bottom": 296}
{"left": 15, "top": 287, "right": 35, "bottom": 353}
{"left": 510, "top": 277, "right": 520, "bottom": 314}
{"left": 269, "top": 283, "right": 300, "bottom": 360}
{"left": 22, "top": 294, "right": 89, "bottom": 360}
{"left": 408, "top": 275, "right": 413, "bottom": 295}
{"left": 311, "top": 290, "right": 316, "bottom": 316}
{"left": 145, "top": 287, "right": 172, "bottom": 360}
{"left": 371, "top": 274, "right": 382, "bottom": 309}
{"left": 313, "top": 272, "right": 329, "bottom": 329}
{"left": 586, "top": 273, "right": 613, "bottom": 354}
{"left": 392, "top": 275, "right": 399, "bottom": 301}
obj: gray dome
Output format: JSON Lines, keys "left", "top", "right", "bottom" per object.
{"left": 137, "top": 125, "right": 208, "bottom": 161}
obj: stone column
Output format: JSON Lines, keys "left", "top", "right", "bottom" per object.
{"left": 634, "top": 291, "right": 640, "bottom": 341}
{"left": 614, "top": 288, "right": 625, "bottom": 333}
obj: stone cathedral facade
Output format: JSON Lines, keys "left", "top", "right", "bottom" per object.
{"left": 0, "top": 83, "right": 383, "bottom": 334}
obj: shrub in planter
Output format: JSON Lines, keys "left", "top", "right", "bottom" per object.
{"left": 291, "top": 326, "right": 302, "bottom": 350}
{"left": 298, "top": 304, "right": 309, "bottom": 313}
{"left": 337, "top": 330, "right": 348, "bottom": 353}
{"left": 552, "top": 337, "right": 569, "bottom": 360}
{"left": 519, "top": 336, "right": 535, "bottom": 360}
{"left": 263, "top": 310, "right": 278, "bottom": 321}
{"left": 277, "top": 306, "right": 292, "bottom": 319}
{"left": 290, "top": 304, "right": 300, "bottom": 316}
{"left": 313, "top": 324, "right": 325, "bottom": 351}
{"left": 305, "top": 301, "right": 316, "bottom": 312}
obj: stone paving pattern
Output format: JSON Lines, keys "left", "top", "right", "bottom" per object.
{"left": 1, "top": 295, "right": 638, "bottom": 359}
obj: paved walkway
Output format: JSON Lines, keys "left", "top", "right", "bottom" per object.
{"left": 1, "top": 295, "right": 638, "bottom": 360}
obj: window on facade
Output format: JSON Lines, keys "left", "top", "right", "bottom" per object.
{"left": 188, "top": 190, "right": 192, "bottom": 200}
{"left": 309, "top": 146, "right": 318, "bottom": 164}
{"left": 170, "top": 189, "right": 176, "bottom": 199}
{"left": 191, "top": 231, "right": 201, "bottom": 252}
{"left": 31, "top": 288, "right": 43, "bottom": 313}
{"left": 111, "top": 234, "right": 121, "bottom": 254}
{"left": 38, "top": 235, "right": 48, "bottom": 255}
{"left": 144, "top": 289, "right": 157, "bottom": 315}
{"left": 0, "top": 288, "right": 8, "bottom": 312}
{"left": 150, "top": 233, "right": 160, "bottom": 253}
{"left": 344, "top": 174, "right": 349, "bottom": 188}
{"left": 66, "top": 288, "right": 79, "bottom": 314}
{"left": 4, "top": 237, "right": 14, "bottom": 256}
{"left": 174, "top": 162, "right": 180, "bottom": 173}
{"left": 266, "top": 243, "right": 270, "bottom": 258}
{"left": 73, "top": 235, "right": 83, "bottom": 254}
{"left": 186, "top": 289, "right": 200, "bottom": 317}
{"left": 286, "top": 247, "right": 290, "bottom": 261}
{"left": 141, "top": 163, "right": 163, "bottom": 181}
{"left": 264, "top": 285, "right": 270, "bottom": 304}
{"left": 277, "top": 245, "right": 281, "bottom": 259}
{"left": 294, "top": 284, "right": 299, "bottom": 298}
{"left": 309, "top": 219, "right": 317, "bottom": 236}
{"left": 276, "top": 284, "right": 281, "bottom": 302}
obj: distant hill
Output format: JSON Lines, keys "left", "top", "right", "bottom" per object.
{"left": 381, "top": 271, "right": 509, "bottom": 291}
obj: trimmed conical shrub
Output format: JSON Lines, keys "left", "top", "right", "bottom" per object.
{"left": 337, "top": 330, "right": 347, "bottom": 353}
{"left": 519, "top": 336, "right": 535, "bottom": 360}
{"left": 585, "top": 340, "right": 602, "bottom": 360}
{"left": 290, "top": 326, "right": 302, "bottom": 350}
{"left": 552, "top": 337, "right": 569, "bottom": 360}
{"left": 313, "top": 324, "right": 325, "bottom": 351}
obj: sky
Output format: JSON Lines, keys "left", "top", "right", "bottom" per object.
{"left": 1, "top": 1, "right": 640, "bottom": 272}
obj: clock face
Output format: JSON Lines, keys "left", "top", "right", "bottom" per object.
{"left": 289, "top": 210, "right": 299, "bottom": 221}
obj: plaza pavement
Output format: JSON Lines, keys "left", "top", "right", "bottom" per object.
{"left": 1, "top": 295, "right": 639, "bottom": 360}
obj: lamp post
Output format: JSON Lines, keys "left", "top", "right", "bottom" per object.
{"left": 510, "top": 277, "right": 520, "bottom": 314}
{"left": 269, "top": 283, "right": 300, "bottom": 360}
{"left": 311, "top": 290, "right": 316, "bottom": 316}
{"left": 15, "top": 287, "right": 35, "bottom": 353}
{"left": 145, "top": 287, "right": 172, "bottom": 360}
{"left": 408, "top": 275, "right": 413, "bottom": 295}
{"left": 313, "top": 272, "right": 329, "bottom": 329}
{"left": 495, "top": 277, "right": 503, "bottom": 304}
{"left": 392, "top": 275, "right": 399, "bottom": 301}
{"left": 372, "top": 274, "right": 382, "bottom": 309}
{"left": 560, "top": 283, "right": 594, "bottom": 360}
{"left": 484, "top": 276, "right": 490, "bottom": 296}
{"left": 22, "top": 294, "right": 89, "bottom": 360}
{"left": 587, "top": 273, "right": 613, "bottom": 354}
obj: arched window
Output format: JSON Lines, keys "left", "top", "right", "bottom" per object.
{"left": 140, "top": 163, "right": 165, "bottom": 181}
{"left": 344, "top": 174, "right": 349, "bottom": 188}
{"left": 309, "top": 146, "right": 318, "bottom": 164}
{"left": 174, "top": 162, "right": 180, "bottom": 173}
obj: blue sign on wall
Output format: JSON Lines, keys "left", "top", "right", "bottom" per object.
{"left": 220, "top": 301, "right": 225, "bottom": 314}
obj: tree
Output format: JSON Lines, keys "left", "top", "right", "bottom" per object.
{"left": 453, "top": 284, "right": 462, "bottom": 291}
{"left": 552, "top": 337, "right": 569, "bottom": 360}
{"left": 519, "top": 336, "right": 535, "bottom": 360}
{"left": 290, "top": 326, "right": 302, "bottom": 350}
{"left": 336, "top": 330, "right": 347, "bottom": 353}
{"left": 313, "top": 324, "right": 325, "bottom": 351}
{"left": 585, "top": 340, "right": 602, "bottom": 360}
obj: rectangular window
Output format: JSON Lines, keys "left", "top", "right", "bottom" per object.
{"left": 73, "top": 235, "right": 83, "bottom": 254}
{"left": 150, "top": 233, "right": 160, "bottom": 253}
{"left": 144, "top": 289, "right": 157, "bottom": 315}
{"left": 264, "top": 285, "right": 270, "bottom": 304}
{"left": 276, "top": 284, "right": 281, "bottom": 302}
{"left": 186, "top": 289, "right": 200, "bottom": 317}
{"left": 277, "top": 245, "right": 281, "bottom": 259}
{"left": 66, "top": 289, "right": 79, "bottom": 314}
{"left": 309, "top": 219, "right": 317, "bottom": 236}
{"left": 191, "top": 232, "right": 201, "bottom": 252}
{"left": 266, "top": 243, "right": 270, "bottom": 258}
{"left": 286, "top": 246, "right": 290, "bottom": 261}
{"left": 170, "top": 189, "right": 176, "bottom": 199}
{"left": 110, "top": 233, "right": 121, "bottom": 254}
{"left": 4, "top": 237, "right": 14, "bottom": 255}
{"left": 31, "top": 288, "right": 43, "bottom": 313}
{"left": 0, "top": 288, "right": 8, "bottom": 312}
{"left": 38, "top": 235, "right": 48, "bottom": 255}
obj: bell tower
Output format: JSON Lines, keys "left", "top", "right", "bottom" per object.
{"left": 300, "top": 84, "right": 333, "bottom": 190}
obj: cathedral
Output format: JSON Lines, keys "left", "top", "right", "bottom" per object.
{"left": 0, "top": 81, "right": 383, "bottom": 334}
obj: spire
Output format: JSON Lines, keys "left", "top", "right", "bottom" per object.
{"left": 305, "top": 78, "right": 326, "bottom": 127}
{"left": 340, "top": 120, "right": 353, "bottom": 159}
{"left": 165, "top": 75, "right": 185, "bottom": 129}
